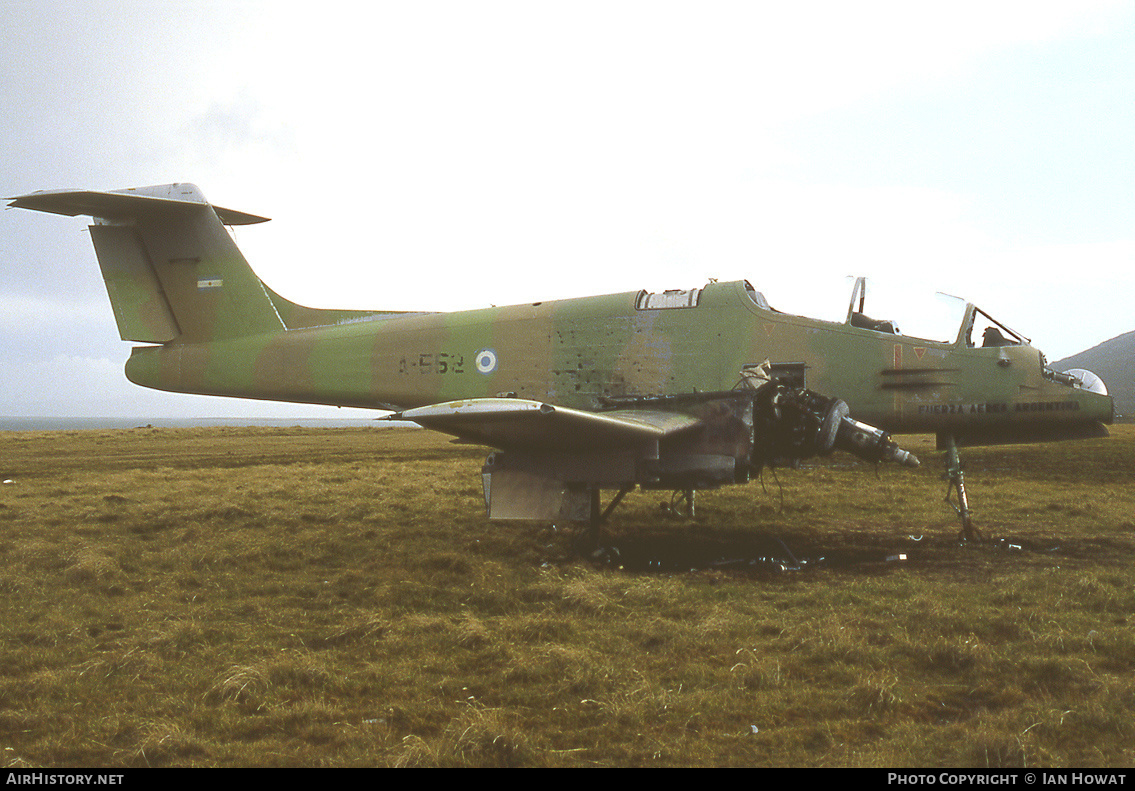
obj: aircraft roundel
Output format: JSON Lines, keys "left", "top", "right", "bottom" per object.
{"left": 475, "top": 348, "right": 498, "bottom": 375}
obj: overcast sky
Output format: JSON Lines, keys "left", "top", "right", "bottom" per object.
{"left": 2, "top": 1, "right": 1132, "bottom": 418}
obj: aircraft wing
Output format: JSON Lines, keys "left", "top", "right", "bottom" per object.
{"left": 385, "top": 390, "right": 921, "bottom": 522}
{"left": 384, "top": 398, "right": 701, "bottom": 452}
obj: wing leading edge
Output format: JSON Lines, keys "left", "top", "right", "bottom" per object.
{"left": 385, "top": 398, "right": 702, "bottom": 452}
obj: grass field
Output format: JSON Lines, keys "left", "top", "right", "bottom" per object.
{"left": 0, "top": 424, "right": 1132, "bottom": 767}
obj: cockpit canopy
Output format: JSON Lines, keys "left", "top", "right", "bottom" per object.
{"left": 742, "top": 276, "right": 1029, "bottom": 348}
{"left": 844, "top": 276, "right": 1028, "bottom": 348}
{"left": 962, "top": 305, "right": 1028, "bottom": 348}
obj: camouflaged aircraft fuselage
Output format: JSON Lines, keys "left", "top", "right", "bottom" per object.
{"left": 10, "top": 184, "right": 1113, "bottom": 524}
{"left": 121, "top": 279, "right": 1112, "bottom": 440}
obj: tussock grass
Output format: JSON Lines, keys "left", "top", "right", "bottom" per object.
{"left": 0, "top": 425, "right": 1132, "bottom": 766}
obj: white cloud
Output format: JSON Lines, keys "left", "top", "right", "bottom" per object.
{"left": 0, "top": 293, "right": 109, "bottom": 332}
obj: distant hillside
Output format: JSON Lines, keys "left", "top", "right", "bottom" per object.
{"left": 1054, "top": 330, "right": 1135, "bottom": 421}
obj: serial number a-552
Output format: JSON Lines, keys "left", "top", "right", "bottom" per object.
{"left": 399, "top": 353, "right": 467, "bottom": 375}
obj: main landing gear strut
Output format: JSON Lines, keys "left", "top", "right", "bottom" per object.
{"left": 582, "top": 485, "right": 697, "bottom": 549}
{"left": 585, "top": 485, "right": 634, "bottom": 548}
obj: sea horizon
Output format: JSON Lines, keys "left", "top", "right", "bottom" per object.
{"left": 0, "top": 416, "right": 409, "bottom": 431}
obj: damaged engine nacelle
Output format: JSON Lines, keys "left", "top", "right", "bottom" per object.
{"left": 480, "top": 385, "right": 919, "bottom": 522}
{"left": 752, "top": 383, "right": 920, "bottom": 470}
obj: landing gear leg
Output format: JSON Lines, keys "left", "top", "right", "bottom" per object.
{"left": 584, "top": 485, "right": 633, "bottom": 549}
{"left": 944, "top": 434, "right": 982, "bottom": 542}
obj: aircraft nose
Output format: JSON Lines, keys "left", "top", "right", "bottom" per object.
{"left": 1078, "top": 382, "right": 1115, "bottom": 424}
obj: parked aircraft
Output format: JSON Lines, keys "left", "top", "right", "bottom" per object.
{"left": 9, "top": 184, "right": 1114, "bottom": 540}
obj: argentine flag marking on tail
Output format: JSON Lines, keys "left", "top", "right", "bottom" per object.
{"left": 197, "top": 277, "right": 224, "bottom": 291}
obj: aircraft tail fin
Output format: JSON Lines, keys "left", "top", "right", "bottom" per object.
{"left": 9, "top": 184, "right": 285, "bottom": 344}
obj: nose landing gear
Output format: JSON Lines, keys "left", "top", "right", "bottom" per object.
{"left": 943, "top": 434, "right": 983, "bottom": 542}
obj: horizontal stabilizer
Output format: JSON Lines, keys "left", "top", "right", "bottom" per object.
{"left": 8, "top": 184, "right": 269, "bottom": 226}
{"left": 386, "top": 398, "right": 701, "bottom": 452}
